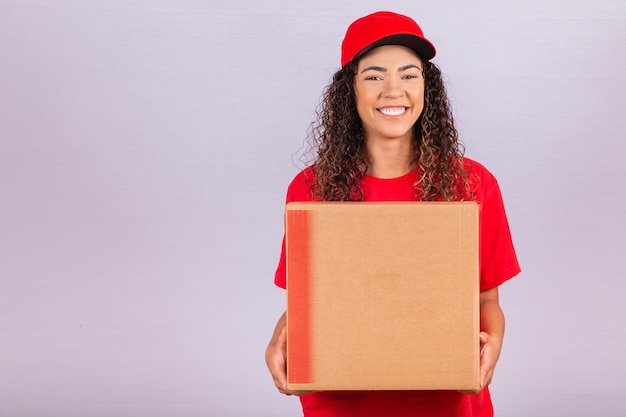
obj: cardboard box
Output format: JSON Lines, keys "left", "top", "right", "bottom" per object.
{"left": 285, "top": 202, "right": 480, "bottom": 391}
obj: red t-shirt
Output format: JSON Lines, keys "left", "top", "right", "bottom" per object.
{"left": 274, "top": 158, "right": 521, "bottom": 417}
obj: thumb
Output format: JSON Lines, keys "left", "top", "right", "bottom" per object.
{"left": 277, "top": 327, "right": 288, "bottom": 389}
{"left": 278, "top": 327, "right": 287, "bottom": 350}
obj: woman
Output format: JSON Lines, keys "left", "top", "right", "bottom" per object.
{"left": 265, "top": 11, "right": 521, "bottom": 417}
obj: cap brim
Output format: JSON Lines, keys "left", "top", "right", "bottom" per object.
{"left": 354, "top": 34, "right": 436, "bottom": 62}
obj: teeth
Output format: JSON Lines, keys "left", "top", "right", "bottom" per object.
{"left": 380, "top": 107, "right": 406, "bottom": 116}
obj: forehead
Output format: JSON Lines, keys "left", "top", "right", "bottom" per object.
{"left": 357, "top": 44, "right": 423, "bottom": 67}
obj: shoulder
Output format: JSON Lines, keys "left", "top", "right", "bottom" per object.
{"left": 463, "top": 157, "right": 496, "bottom": 182}
{"left": 461, "top": 157, "right": 507, "bottom": 206}
{"left": 463, "top": 157, "right": 501, "bottom": 196}
{"left": 285, "top": 167, "right": 316, "bottom": 202}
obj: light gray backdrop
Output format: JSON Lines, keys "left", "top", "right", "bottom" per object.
{"left": 1, "top": 1, "right": 625, "bottom": 416}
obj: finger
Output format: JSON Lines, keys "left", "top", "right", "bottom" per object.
{"left": 278, "top": 326, "right": 287, "bottom": 351}
{"left": 478, "top": 333, "right": 491, "bottom": 387}
{"left": 272, "top": 374, "right": 286, "bottom": 392}
{"left": 480, "top": 367, "right": 491, "bottom": 389}
{"left": 481, "top": 369, "right": 494, "bottom": 390}
{"left": 278, "top": 327, "right": 289, "bottom": 388}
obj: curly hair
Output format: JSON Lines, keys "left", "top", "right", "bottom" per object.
{"left": 307, "top": 58, "right": 474, "bottom": 202}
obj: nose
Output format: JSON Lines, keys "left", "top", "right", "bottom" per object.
{"left": 382, "top": 77, "right": 404, "bottom": 98}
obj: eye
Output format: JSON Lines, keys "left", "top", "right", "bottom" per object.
{"left": 365, "top": 75, "right": 383, "bottom": 81}
{"left": 402, "top": 74, "right": 420, "bottom": 80}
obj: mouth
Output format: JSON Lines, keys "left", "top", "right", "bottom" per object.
{"left": 378, "top": 107, "right": 408, "bottom": 116}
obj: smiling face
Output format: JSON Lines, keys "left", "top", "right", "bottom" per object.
{"left": 354, "top": 45, "right": 425, "bottom": 146}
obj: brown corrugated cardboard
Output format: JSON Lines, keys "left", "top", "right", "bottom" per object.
{"left": 285, "top": 202, "right": 480, "bottom": 391}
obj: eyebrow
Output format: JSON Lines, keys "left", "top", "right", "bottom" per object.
{"left": 360, "top": 64, "right": 422, "bottom": 73}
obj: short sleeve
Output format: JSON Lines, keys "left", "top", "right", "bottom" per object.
{"left": 274, "top": 168, "right": 316, "bottom": 289}
{"left": 477, "top": 168, "right": 521, "bottom": 291}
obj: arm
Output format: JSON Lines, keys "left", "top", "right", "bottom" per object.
{"left": 477, "top": 286, "right": 505, "bottom": 392}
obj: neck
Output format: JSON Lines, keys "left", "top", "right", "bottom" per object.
{"left": 364, "top": 137, "right": 414, "bottom": 179}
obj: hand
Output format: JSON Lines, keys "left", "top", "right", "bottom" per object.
{"left": 460, "top": 331, "right": 500, "bottom": 395}
{"left": 478, "top": 331, "right": 498, "bottom": 389}
{"left": 265, "top": 326, "right": 313, "bottom": 396}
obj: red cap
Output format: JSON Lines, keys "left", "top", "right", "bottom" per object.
{"left": 340, "top": 11, "right": 436, "bottom": 67}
